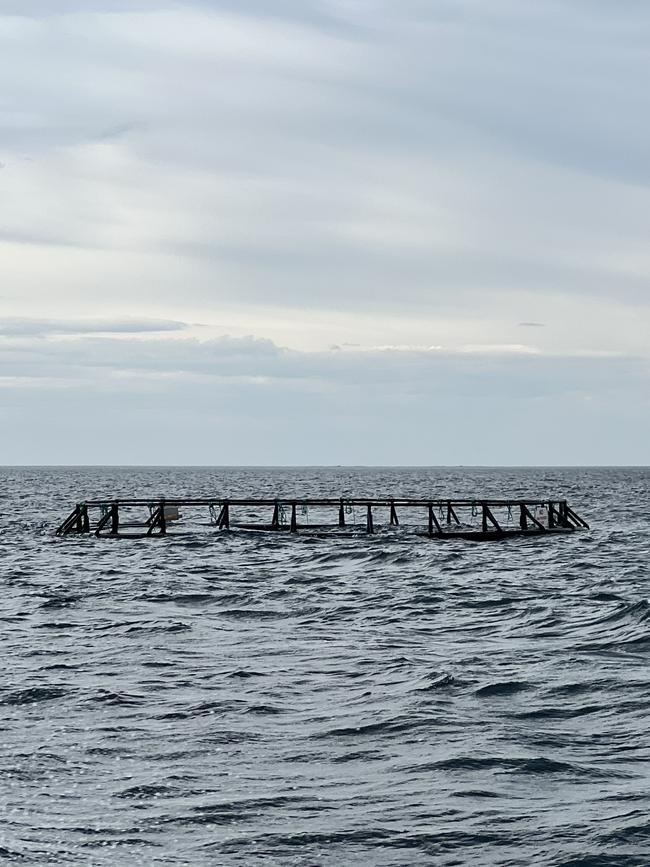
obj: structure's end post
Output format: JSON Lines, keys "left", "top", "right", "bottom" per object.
{"left": 482, "top": 503, "right": 488, "bottom": 533}
{"left": 548, "top": 501, "right": 555, "bottom": 529}
{"left": 110, "top": 502, "right": 120, "bottom": 535}
{"left": 519, "top": 503, "right": 528, "bottom": 530}
{"left": 338, "top": 500, "right": 345, "bottom": 527}
{"left": 390, "top": 501, "right": 399, "bottom": 526}
{"left": 290, "top": 503, "right": 297, "bottom": 533}
{"left": 366, "top": 504, "right": 374, "bottom": 534}
{"left": 57, "top": 506, "right": 80, "bottom": 536}
{"left": 271, "top": 501, "right": 280, "bottom": 530}
{"left": 159, "top": 500, "right": 167, "bottom": 536}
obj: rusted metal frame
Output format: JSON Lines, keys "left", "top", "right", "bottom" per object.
{"left": 428, "top": 503, "right": 442, "bottom": 537}
{"left": 521, "top": 503, "right": 546, "bottom": 531}
{"left": 110, "top": 503, "right": 120, "bottom": 535}
{"left": 94, "top": 508, "right": 113, "bottom": 537}
{"left": 217, "top": 502, "right": 230, "bottom": 529}
{"left": 56, "top": 509, "right": 76, "bottom": 536}
{"left": 81, "top": 497, "right": 573, "bottom": 509}
{"left": 57, "top": 505, "right": 84, "bottom": 536}
{"left": 482, "top": 503, "right": 503, "bottom": 534}
{"left": 446, "top": 501, "right": 460, "bottom": 525}
{"left": 566, "top": 505, "right": 589, "bottom": 529}
{"left": 548, "top": 501, "right": 556, "bottom": 529}
{"left": 147, "top": 501, "right": 167, "bottom": 536}
{"left": 550, "top": 501, "right": 570, "bottom": 528}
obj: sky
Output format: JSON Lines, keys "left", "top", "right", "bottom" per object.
{"left": 1, "top": 0, "right": 649, "bottom": 464}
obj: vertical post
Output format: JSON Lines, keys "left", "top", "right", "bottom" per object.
{"left": 81, "top": 504, "right": 90, "bottom": 533}
{"left": 271, "top": 501, "right": 280, "bottom": 530}
{"left": 159, "top": 500, "right": 167, "bottom": 536}
{"left": 219, "top": 502, "right": 230, "bottom": 529}
{"left": 482, "top": 503, "right": 488, "bottom": 533}
{"left": 446, "top": 501, "right": 452, "bottom": 524}
{"left": 290, "top": 503, "right": 297, "bottom": 533}
{"left": 548, "top": 501, "right": 555, "bottom": 529}
{"left": 560, "top": 500, "right": 569, "bottom": 527}
{"left": 519, "top": 503, "right": 528, "bottom": 530}
{"left": 339, "top": 500, "right": 345, "bottom": 527}
{"left": 366, "top": 504, "right": 374, "bottom": 534}
{"left": 110, "top": 502, "right": 119, "bottom": 535}
{"left": 389, "top": 501, "right": 399, "bottom": 526}
{"left": 75, "top": 504, "right": 83, "bottom": 533}
{"left": 428, "top": 503, "right": 442, "bottom": 536}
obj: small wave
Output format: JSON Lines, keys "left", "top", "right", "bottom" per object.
{"left": 116, "top": 783, "right": 179, "bottom": 800}
{"left": 0, "top": 686, "right": 68, "bottom": 705}
{"left": 38, "top": 595, "right": 81, "bottom": 610}
{"left": 125, "top": 621, "right": 192, "bottom": 634}
{"left": 87, "top": 690, "right": 144, "bottom": 706}
{"left": 475, "top": 680, "right": 532, "bottom": 697}
{"left": 420, "top": 755, "right": 613, "bottom": 778}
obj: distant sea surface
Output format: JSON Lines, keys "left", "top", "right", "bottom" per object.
{"left": 1, "top": 466, "right": 649, "bottom": 866}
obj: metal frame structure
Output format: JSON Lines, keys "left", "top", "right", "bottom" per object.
{"left": 56, "top": 497, "right": 589, "bottom": 540}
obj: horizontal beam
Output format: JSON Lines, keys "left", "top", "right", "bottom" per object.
{"left": 79, "top": 497, "right": 568, "bottom": 509}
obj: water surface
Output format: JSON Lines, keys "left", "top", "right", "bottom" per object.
{"left": 1, "top": 467, "right": 648, "bottom": 865}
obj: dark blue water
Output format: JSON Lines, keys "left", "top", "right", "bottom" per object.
{"left": 1, "top": 467, "right": 649, "bottom": 865}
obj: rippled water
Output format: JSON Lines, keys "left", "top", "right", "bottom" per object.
{"left": 1, "top": 466, "right": 649, "bottom": 865}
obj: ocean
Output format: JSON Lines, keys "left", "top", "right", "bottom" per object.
{"left": 1, "top": 466, "right": 649, "bottom": 866}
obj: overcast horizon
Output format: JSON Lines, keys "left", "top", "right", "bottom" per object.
{"left": 2, "top": 0, "right": 649, "bottom": 465}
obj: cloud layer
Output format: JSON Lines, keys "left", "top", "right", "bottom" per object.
{"left": 1, "top": 1, "right": 648, "bottom": 462}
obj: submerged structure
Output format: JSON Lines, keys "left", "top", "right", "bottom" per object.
{"left": 56, "top": 497, "right": 589, "bottom": 541}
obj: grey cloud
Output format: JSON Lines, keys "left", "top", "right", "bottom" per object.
{"left": 0, "top": 317, "right": 189, "bottom": 336}
{"left": 1, "top": 333, "right": 647, "bottom": 402}
{"left": 2, "top": 0, "right": 649, "bottom": 313}
{"left": 1, "top": 0, "right": 649, "bottom": 464}
{"left": 1, "top": 333, "right": 648, "bottom": 464}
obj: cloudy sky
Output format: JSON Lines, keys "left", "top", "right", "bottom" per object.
{"left": 1, "top": 0, "right": 648, "bottom": 464}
